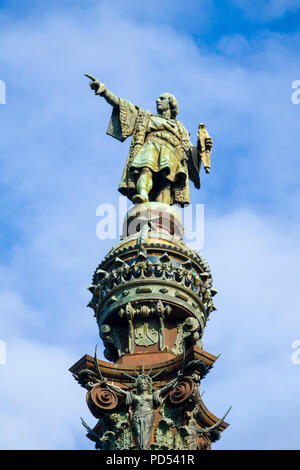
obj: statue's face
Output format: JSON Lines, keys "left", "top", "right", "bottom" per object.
{"left": 156, "top": 93, "right": 170, "bottom": 114}
{"left": 137, "top": 376, "right": 151, "bottom": 393}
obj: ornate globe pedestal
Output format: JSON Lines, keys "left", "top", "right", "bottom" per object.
{"left": 70, "top": 202, "right": 229, "bottom": 450}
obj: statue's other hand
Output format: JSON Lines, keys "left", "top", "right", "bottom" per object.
{"left": 205, "top": 137, "right": 213, "bottom": 151}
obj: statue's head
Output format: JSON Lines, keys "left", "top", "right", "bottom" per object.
{"left": 156, "top": 93, "right": 179, "bottom": 119}
{"left": 121, "top": 361, "right": 163, "bottom": 393}
{"left": 136, "top": 375, "right": 152, "bottom": 393}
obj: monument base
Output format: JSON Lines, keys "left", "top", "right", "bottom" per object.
{"left": 70, "top": 202, "right": 229, "bottom": 450}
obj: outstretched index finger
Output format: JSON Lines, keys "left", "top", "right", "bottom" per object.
{"left": 84, "top": 73, "right": 98, "bottom": 82}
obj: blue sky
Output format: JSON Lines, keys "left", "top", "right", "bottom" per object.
{"left": 0, "top": 0, "right": 300, "bottom": 450}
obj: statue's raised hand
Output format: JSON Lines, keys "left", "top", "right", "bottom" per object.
{"left": 85, "top": 74, "right": 106, "bottom": 95}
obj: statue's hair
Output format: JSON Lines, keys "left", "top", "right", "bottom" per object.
{"left": 121, "top": 362, "right": 165, "bottom": 391}
{"left": 137, "top": 374, "right": 152, "bottom": 384}
{"left": 167, "top": 93, "right": 179, "bottom": 119}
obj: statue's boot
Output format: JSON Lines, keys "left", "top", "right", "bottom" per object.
{"left": 132, "top": 189, "right": 148, "bottom": 204}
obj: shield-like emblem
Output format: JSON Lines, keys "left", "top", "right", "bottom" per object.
{"left": 134, "top": 318, "right": 159, "bottom": 347}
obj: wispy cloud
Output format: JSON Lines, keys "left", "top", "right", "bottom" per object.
{"left": 203, "top": 209, "right": 300, "bottom": 449}
{"left": 231, "top": 0, "right": 300, "bottom": 21}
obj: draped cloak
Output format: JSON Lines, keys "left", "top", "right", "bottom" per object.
{"left": 106, "top": 98, "right": 201, "bottom": 207}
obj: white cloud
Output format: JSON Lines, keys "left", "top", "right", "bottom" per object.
{"left": 197, "top": 209, "right": 300, "bottom": 449}
{"left": 0, "top": 338, "right": 94, "bottom": 449}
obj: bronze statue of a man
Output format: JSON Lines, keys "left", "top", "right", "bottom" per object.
{"left": 86, "top": 74, "right": 213, "bottom": 206}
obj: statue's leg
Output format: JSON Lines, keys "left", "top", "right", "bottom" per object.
{"left": 133, "top": 168, "right": 153, "bottom": 204}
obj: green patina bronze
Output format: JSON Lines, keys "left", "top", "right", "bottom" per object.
{"left": 85, "top": 74, "right": 213, "bottom": 206}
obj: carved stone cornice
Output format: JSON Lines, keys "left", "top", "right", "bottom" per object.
{"left": 69, "top": 346, "right": 218, "bottom": 389}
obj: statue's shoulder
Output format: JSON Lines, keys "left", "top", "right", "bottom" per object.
{"left": 142, "top": 108, "right": 152, "bottom": 116}
{"left": 175, "top": 119, "right": 190, "bottom": 139}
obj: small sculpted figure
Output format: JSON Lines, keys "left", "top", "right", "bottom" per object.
{"left": 103, "top": 373, "right": 178, "bottom": 449}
